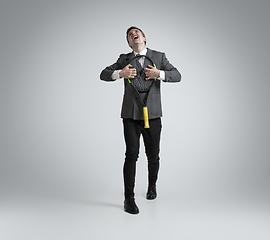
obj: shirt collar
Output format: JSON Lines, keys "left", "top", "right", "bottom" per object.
{"left": 134, "top": 48, "right": 147, "bottom": 56}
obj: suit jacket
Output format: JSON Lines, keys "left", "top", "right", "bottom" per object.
{"left": 100, "top": 48, "right": 181, "bottom": 120}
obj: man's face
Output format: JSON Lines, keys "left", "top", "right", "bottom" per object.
{"left": 127, "top": 28, "right": 146, "bottom": 48}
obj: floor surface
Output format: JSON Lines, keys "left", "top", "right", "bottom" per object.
{"left": 1, "top": 185, "right": 269, "bottom": 240}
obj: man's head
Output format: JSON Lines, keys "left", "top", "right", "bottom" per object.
{"left": 126, "top": 26, "right": 146, "bottom": 49}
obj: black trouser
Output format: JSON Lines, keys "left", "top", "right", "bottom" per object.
{"left": 123, "top": 118, "right": 162, "bottom": 199}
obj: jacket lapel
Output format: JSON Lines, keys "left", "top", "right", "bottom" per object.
{"left": 144, "top": 48, "right": 153, "bottom": 68}
{"left": 124, "top": 52, "right": 134, "bottom": 67}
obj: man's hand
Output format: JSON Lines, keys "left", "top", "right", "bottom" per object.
{"left": 144, "top": 65, "right": 160, "bottom": 80}
{"left": 119, "top": 64, "right": 137, "bottom": 79}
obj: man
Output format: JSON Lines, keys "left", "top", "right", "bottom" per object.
{"left": 100, "top": 26, "right": 181, "bottom": 214}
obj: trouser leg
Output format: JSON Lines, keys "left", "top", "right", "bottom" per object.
{"left": 142, "top": 118, "right": 162, "bottom": 186}
{"left": 123, "top": 119, "right": 141, "bottom": 199}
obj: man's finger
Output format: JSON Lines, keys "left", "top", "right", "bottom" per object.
{"left": 125, "top": 64, "right": 132, "bottom": 69}
{"left": 130, "top": 73, "right": 136, "bottom": 76}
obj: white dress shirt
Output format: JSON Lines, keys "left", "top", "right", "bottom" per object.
{"left": 111, "top": 48, "right": 165, "bottom": 81}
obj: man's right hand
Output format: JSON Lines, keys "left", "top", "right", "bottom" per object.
{"left": 119, "top": 64, "right": 137, "bottom": 79}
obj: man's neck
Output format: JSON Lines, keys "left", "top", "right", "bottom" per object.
{"left": 132, "top": 44, "right": 146, "bottom": 54}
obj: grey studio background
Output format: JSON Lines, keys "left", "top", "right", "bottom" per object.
{"left": 1, "top": 0, "right": 270, "bottom": 239}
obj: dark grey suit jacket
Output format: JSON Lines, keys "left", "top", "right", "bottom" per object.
{"left": 100, "top": 48, "right": 181, "bottom": 120}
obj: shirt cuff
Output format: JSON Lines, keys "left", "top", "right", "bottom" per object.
{"left": 157, "top": 70, "right": 165, "bottom": 81}
{"left": 111, "top": 70, "right": 122, "bottom": 80}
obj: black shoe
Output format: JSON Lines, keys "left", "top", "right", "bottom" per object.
{"left": 146, "top": 185, "right": 157, "bottom": 200}
{"left": 124, "top": 198, "right": 139, "bottom": 214}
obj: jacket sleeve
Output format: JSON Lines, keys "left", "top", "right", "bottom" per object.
{"left": 161, "top": 53, "right": 181, "bottom": 83}
{"left": 100, "top": 54, "right": 125, "bottom": 81}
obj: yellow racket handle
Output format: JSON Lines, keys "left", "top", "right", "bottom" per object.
{"left": 143, "top": 107, "right": 150, "bottom": 128}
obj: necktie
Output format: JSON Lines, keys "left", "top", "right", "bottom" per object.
{"left": 136, "top": 54, "right": 143, "bottom": 73}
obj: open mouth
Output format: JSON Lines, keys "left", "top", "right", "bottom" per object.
{"left": 133, "top": 36, "right": 139, "bottom": 40}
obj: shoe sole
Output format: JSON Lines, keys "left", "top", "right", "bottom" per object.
{"left": 124, "top": 208, "right": 139, "bottom": 214}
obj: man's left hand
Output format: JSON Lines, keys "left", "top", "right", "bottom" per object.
{"left": 144, "top": 65, "right": 160, "bottom": 80}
